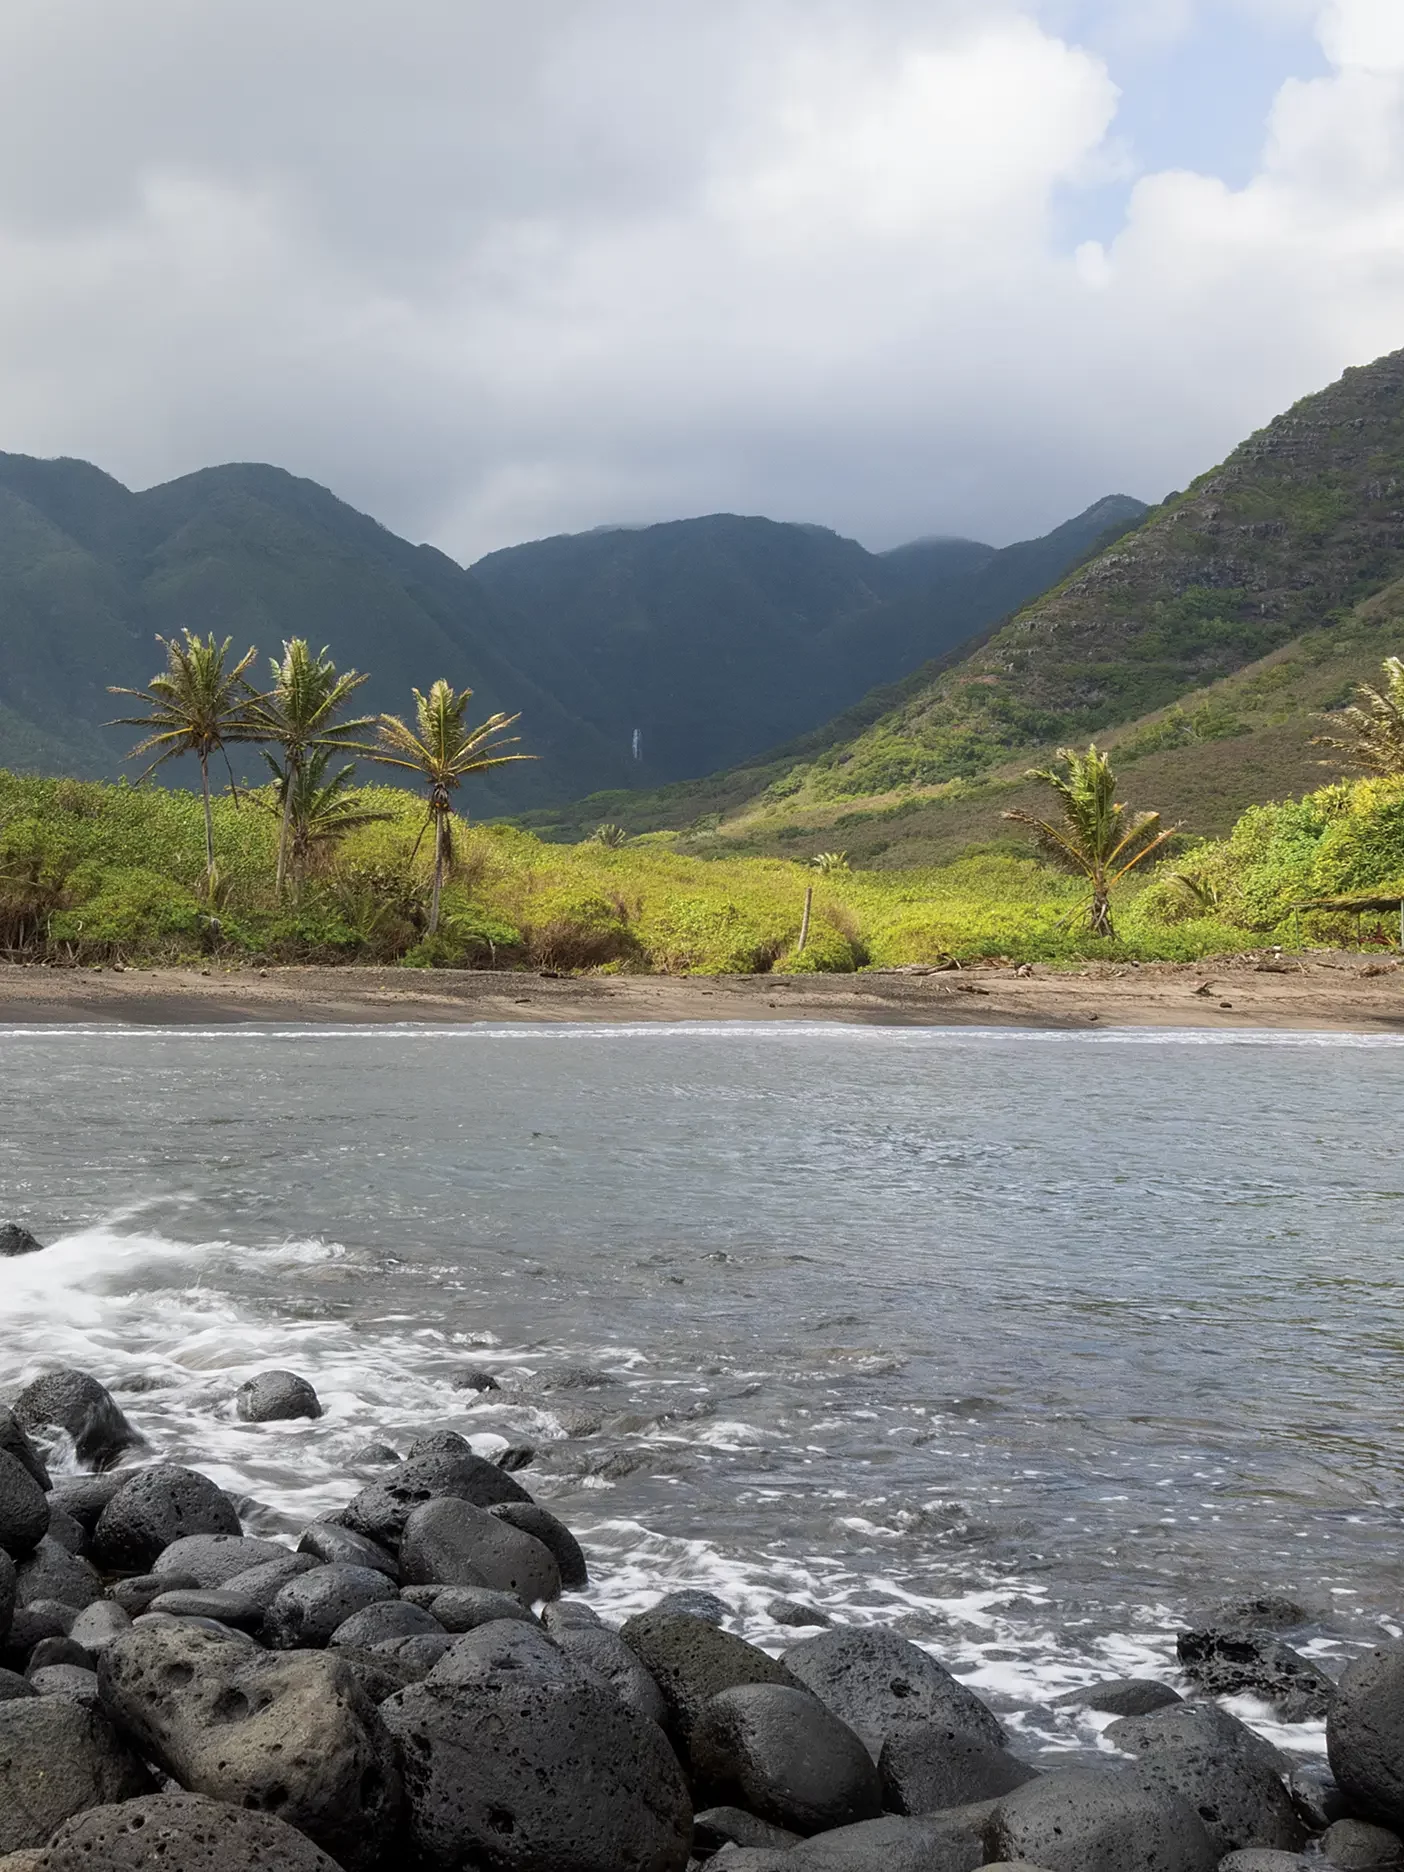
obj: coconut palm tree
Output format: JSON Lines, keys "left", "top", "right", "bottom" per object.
{"left": 254, "top": 640, "right": 374, "bottom": 894}
{"left": 260, "top": 747, "right": 393, "bottom": 878}
{"left": 366, "top": 681, "right": 531, "bottom": 933}
{"left": 812, "top": 851, "right": 850, "bottom": 873}
{"left": 110, "top": 631, "right": 262, "bottom": 893}
{"left": 1002, "top": 743, "right": 1177, "bottom": 939}
{"left": 1313, "top": 656, "right": 1404, "bottom": 776}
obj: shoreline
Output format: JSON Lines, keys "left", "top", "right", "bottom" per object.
{"left": 2, "top": 953, "right": 1403, "bottom": 1031}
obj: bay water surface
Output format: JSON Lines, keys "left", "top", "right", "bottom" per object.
{"left": 3, "top": 1020, "right": 1402, "bottom": 1762}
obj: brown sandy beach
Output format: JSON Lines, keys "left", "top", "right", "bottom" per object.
{"left": 1, "top": 954, "right": 1402, "bottom": 1030}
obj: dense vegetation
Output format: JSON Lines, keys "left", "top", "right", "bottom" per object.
{"left": 0, "top": 449, "right": 1136, "bottom": 803}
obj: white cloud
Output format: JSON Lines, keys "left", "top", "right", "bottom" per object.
{"left": 0, "top": 0, "right": 1401, "bottom": 560}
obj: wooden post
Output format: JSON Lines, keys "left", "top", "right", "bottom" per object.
{"left": 797, "top": 885, "right": 813, "bottom": 954}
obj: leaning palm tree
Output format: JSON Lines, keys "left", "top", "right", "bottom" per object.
{"left": 366, "top": 681, "right": 531, "bottom": 933}
{"left": 110, "top": 631, "right": 262, "bottom": 893}
{"left": 1002, "top": 743, "right": 1177, "bottom": 939}
{"left": 254, "top": 640, "right": 374, "bottom": 894}
{"left": 1312, "top": 655, "right": 1404, "bottom": 776}
{"left": 260, "top": 747, "right": 393, "bottom": 878}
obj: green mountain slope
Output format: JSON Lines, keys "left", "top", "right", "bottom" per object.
{"left": 0, "top": 449, "right": 1142, "bottom": 805}
{"left": 535, "top": 345, "right": 1404, "bottom": 852}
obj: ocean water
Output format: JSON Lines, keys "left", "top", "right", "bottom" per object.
{"left": 3, "top": 1020, "right": 1403, "bottom": 1764}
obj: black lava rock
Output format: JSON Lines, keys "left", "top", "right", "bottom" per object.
{"left": 0, "top": 1694, "right": 152, "bottom": 1854}
{"left": 26, "top": 1634, "right": 95, "bottom": 1673}
{"left": 235, "top": 1369, "right": 323, "bottom": 1423}
{"left": 554, "top": 1622, "right": 669, "bottom": 1725}
{"left": 1127, "top": 1743, "right": 1305, "bottom": 1856}
{"left": 14, "top": 1536, "right": 104, "bottom": 1610}
{"left": 541, "top": 1598, "right": 603, "bottom": 1631}
{"left": 113, "top": 1570, "right": 200, "bottom": 1615}
{"left": 329, "top": 1598, "right": 443, "bottom": 1648}
{"left": 1200, "top": 1594, "right": 1308, "bottom": 1633}
{"left": 1176, "top": 1626, "right": 1335, "bottom": 1720}
{"left": 92, "top": 1467, "right": 242, "bottom": 1573}
{"left": 0, "top": 1406, "right": 50, "bottom": 1490}
{"left": 1105, "top": 1697, "right": 1290, "bottom": 1776}
{"left": 44, "top": 1505, "right": 87, "bottom": 1554}
{"left": 349, "top": 1443, "right": 401, "bottom": 1465}
{"left": 693, "top": 1806, "right": 803, "bottom": 1857}
{"left": 426, "top": 1620, "right": 584, "bottom": 1688}
{"left": 620, "top": 1610, "right": 802, "bottom": 1745}
{"left": 97, "top": 1620, "right": 402, "bottom": 1872}
{"left": 989, "top": 1762, "right": 1219, "bottom": 1871}
{"left": 1319, "top": 1817, "right": 1404, "bottom": 1867}
{"left": 30, "top": 1661, "right": 101, "bottom": 1702}
{"left": 298, "top": 1520, "right": 398, "bottom": 1577}
{"left": 13, "top": 1369, "right": 141, "bottom": 1471}
{"left": 787, "top": 1810, "right": 987, "bottom": 1872}
{"left": 47, "top": 1470, "right": 130, "bottom": 1533}
{"left": 654, "top": 1589, "right": 732, "bottom": 1624}
{"left": 340, "top": 1449, "right": 533, "bottom": 1549}
{"left": 147, "top": 1589, "right": 265, "bottom": 1632}
{"left": 380, "top": 1673, "right": 692, "bottom": 1872}
{"left": 1053, "top": 1677, "right": 1183, "bottom": 1717}
{"left": 452, "top": 1367, "right": 502, "bottom": 1392}
{"left": 490, "top": 1500, "right": 588, "bottom": 1590}
{"left": 68, "top": 1599, "right": 133, "bottom": 1653}
{"left": 0, "top": 1222, "right": 44, "bottom": 1257}
{"left": 407, "top": 1584, "right": 538, "bottom": 1631}
{"left": 691, "top": 1681, "right": 882, "bottom": 1835}
{"left": 41, "top": 1790, "right": 345, "bottom": 1870}
{"left": 398, "top": 1496, "right": 561, "bottom": 1601}
{"left": 264, "top": 1563, "right": 398, "bottom": 1648}
{"left": 768, "top": 1598, "right": 832, "bottom": 1629}
{"left": 0, "top": 1547, "right": 13, "bottom": 1644}
{"left": 0, "top": 1449, "right": 50, "bottom": 1559}
{"left": 1328, "top": 1645, "right": 1404, "bottom": 1833}
{"left": 879, "top": 1723, "right": 1040, "bottom": 1814}
{"left": 153, "top": 1533, "right": 289, "bottom": 1587}
{"left": 219, "top": 1552, "right": 321, "bottom": 1610}
{"left": 783, "top": 1626, "right": 1003, "bottom": 1755}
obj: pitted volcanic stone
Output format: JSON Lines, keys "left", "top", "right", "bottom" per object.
{"left": 147, "top": 1590, "right": 264, "bottom": 1632}
{"left": 12, "top": 1370, "right": 140, "bottom": 1472}
{"left": 340, "top": 1449, "right": 532, "bottom": 1549}
{"left": 654, "top": 1590, "right": 732, "bottom": 1624}
{"left": 235, "top": 1370, "right": 322, "bottom": 1423}
{"left": 13, "top": 1539, "right": 102, "bottom": 1610}
{"left": 1053, "top": 1678, "right": 1183, "bottom": 1717}
{"left": 398, "top": 1496, "right": 561, "bottom": 1601}
{"left": 42, "top": 1508, "right": 85, "bottom": 1556}
{"left": 26, "top": 1634, "right": 92, "bottom": 1673}
{"left": 96, "top": 1621, "right": 401, "bottom": 1872}
{"left": 693, "top": 1807, "right": 803, "bottom": 1855}
{"left": 426, "top": 1619, "right": 585, "bottom": 1687}
{"left": 621, "top": 1610, "right": 802, "bottom": 1745}
{"left": 28, "top": 1663, "right": 99, "bottom": 1702}
{"left": 542, "top": 1598, "right": 603, "bottom": 1632}
{"left": 46, "top": 1473, "right": 129, "bottom": 1534}
{"left": 219, "top": 1552, "right": 321, "bottom": 1610}
{"left": 329, "top": 1598, "right": 443, "bottom": 1648}
{"left": 1328, "top": 1646, "right": 1404, "bottom": 1833}
{"left": 0, "top": 1668, "right": 34, "bottom": 1701}
{"left": 788, "top": 1812, "right": 987, "bottom": 1872}
{"left": 783, "top": 1626, "right": 1004, "bottom": 1754}
{"left": 555, "top": 1623, "right": 669, "bottom": 1725}
{"left": 1320, "top": 1818, "right": 1404, "bottom": 1867}
{"left": 92, "top": 1467, "right": 241, "bottom": 1572}
{"left": 989, "top": 1764, "right": 1219, "bottom": 1872}
{"left": 0, "top": 1552, "right": 13, "bottom": 1643}
{"left": 264, "top": 1563, "right": 398, "bottom": 1648}
{"left": 41, "top": 1791, "right": 344, "bottom": 1871}
{"left": 0, "top": 1411, "right": 49, "bottom": 1492}
{"left": 879, "top": 1724, "right": 1040, "bottom": 1814}
{"left": 298, "top": 1521, "right": 398, "bottom": 1577}
{"left": 66, "top": 1600, "right": 131, "bottom": 1653}
{"left": 1106, "top": 1699, "right": 1290, "bottom": 1776}
{"left": 0, "top": 1695, "right": 151, "bottom": 1854}
{"left": 380, "top": 1673, "right": 692, "bottom": 1872}
{"left": 153, "top": 1534, "right": 288, "bottom": 1588}
{"left": 1176, "top": 1626, "right": 1335, "bottom": 1721}
{"left": 409, "top": 1584, "right": 531, "bottom": 1630}
{"left": 112, "top": 1571, "right": 199, "bottom": 1615}
{"left": 691, "top": 1682, "right": 883, "bottom": 1835}
{"left": 0, "top": 1224, "right": 44, "bottom": 1258}
{"left": 0, "top": 1453, "right": 49, "bottom": 1560}
{"left": 1126, "top": 1744, "right": 1305, "bottom": 1856}
{"left": 490, "top": 1501, "right": 589, "bottom": 1590}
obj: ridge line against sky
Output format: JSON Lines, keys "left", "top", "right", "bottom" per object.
{"left": 1, "top": 0, "right": 1402, "bottom": 564}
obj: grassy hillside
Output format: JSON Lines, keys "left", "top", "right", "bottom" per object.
{"left": 538, "top": 345, "right": 1404, "bottom": 847}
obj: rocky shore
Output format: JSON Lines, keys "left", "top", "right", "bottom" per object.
{"left": 1, "top": 1263, "right": 1402, "bottom": 1868}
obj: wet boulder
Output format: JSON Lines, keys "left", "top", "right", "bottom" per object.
{"left": 28, "top": 1662, "right": 99, "bottom": 1702}
{"left": 42, "top": 1508, "right": 85, "bottom": 1556}
{"left": 235, "top": 1370, "right": 322, "bottom": 1423}
{"left": 408, "top": 1584, "right": 536, "bottom": 1631}
{"left": 297, "top": 1521, "right": 398, "bottom": 1577}
{"left": 1328, "top": 1645, "right": 1404, "bottom": 1833}
{"left": 154, "top": 1534, "right": 288, "bottom": 1588}
{"left": 0, "top": 1224, "right": 44, "bottom": 1258}
{"left": 46, "top": 1472, "right": 128, "bottom": 1534}
{"left": 1105, "top": 1698, "right": 1290, "bottom": 1776}
{"left": 1053, "top": 1678, "right": 1182, "bottom": 1717}
{"left": 13, "top": 1371, "right": 140, "bottom": 1472}
{"left": 13, "top": 1539, "right": 103, "bottom": 1611}
{"left": 621, "top": 1611, "right": 802, "bottom": 1746}
{"left": 691, "top": 1682, "right": 882, "bottom": 1835}
{"left": 0, "top": 1551, "right": 13, "bottom": 1643}
{"left": 0, "top": 1453, "right": 49, "bottom": 1560}
{"left": 554, "top": 1622, "right": 669, "bottom": 1725}
{"left": 1320, "top": 1818, "right": 1404, "bottom": 1867}
{"left": 146, "top": 1589, "right": 265, "bottom": 1633}
{"left": 783, "top": 1626, "right": 1003, "bottom": 1755}
{"left": 67, "top": 1600, "right": 131, "bottom": 1654}
{"left": 398, "top": 1496, "right": 561, "bottom": 1601}
{"left": 654, "top": 1590, "right": 733, "bottom": 1625}
{"left": 97, "top": 1620, "right": 401, "bottom": 1872}
{"left": 453, "top": 1367, "right": 501, "bottom": 1393}
{"left": 380, "top": 1673, "right": 692, "bottom": 1872}
{"left": 490, "top": 1500, "right": 588, "bottom": 1590}
{"left": 1215, "top": 1855, "right": 1316, "bottom": 1871}
{"left": 0, "top": 1694, "right": 152, "bottom": 1854}
{"left": 769, "top": 1599, "right": 832, "bottom": 1629}
{"left": 0, "top": 1668, "right": 33, "bottom": 1701}
{"left": 1126, "top": 1744, "right": 1304, "bottom": 1856}
{"left": 339, "top": 1448, "right": 532, "bottom": 1549}
{"left": 40, "top": 1790, "right": 344, "bottom": 1871}
{"left": 542, "top": 1598, "right": 603, "bottom": 1631}
{"left": 426, "top": 1619, "right": 584, "bottom": 1688}
{"left": 1176, "top": 1625, "right": 1334, "bottom": 1721}
{"left": 218, "top": 1552, "right": 320, "bottom": 1610}
{"left": 0, "top": 1411, "right": 49, "bottom": 1492}
{"left": 329, "top": 1598, "right": 443, "bottom": 1648}
{"left": 879, "top": 1724, "right": 1040, "bottom": 1813}
{"left": 989, "top": 1763, "right": 1219, "bottom": 1871}
{"left": 263, "top": 1562, "right": 398, "bottom": 1648}
{"left": 787, "top": 1810, "right": 987, "bottom": 1872}
{"left": 91, "top": 1467, "right": 242, "bottom": 1573}
{"left": 694, "top": 1806, "right": 802, "bottom": 1856}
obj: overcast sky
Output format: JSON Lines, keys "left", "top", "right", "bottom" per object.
{"left": 2, "top": 0, "right": 1402, "bottom": 560}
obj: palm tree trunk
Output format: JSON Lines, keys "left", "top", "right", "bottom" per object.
{"left": 1090, "top": 882, "right": 1113, "bottom": 939}
{"left": 199, "top": 754, "right": 215, "bottom": 893}
{"left": 429, "top": 811, "right": 446, "bottom": 934}
{"left": 275, "top": 754, "right": 295, "bottom": 897}
{"left": 797, "top": 885, "right": 813, "bottom": 953}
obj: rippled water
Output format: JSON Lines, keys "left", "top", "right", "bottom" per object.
{"left": 3, "top": 1022, "right": 1403, "bottom": 1763}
